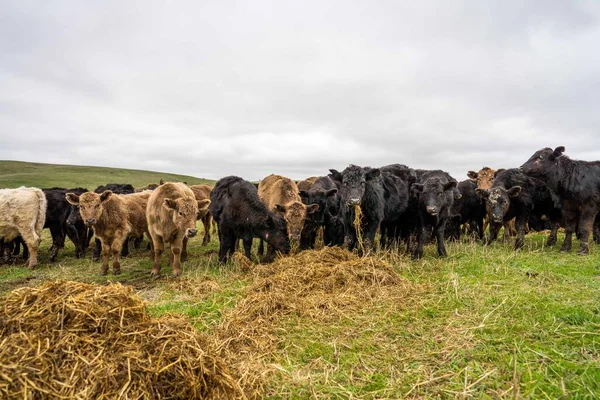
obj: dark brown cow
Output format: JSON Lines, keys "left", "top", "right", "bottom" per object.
{"left": 146, "top": 182, "right": 210, "bottom": 277}
{"left": 66, "top": 191, "right": 151, "bottom": 275}
{"left": 188, "top": 184, "right": 214, "bottom": 246}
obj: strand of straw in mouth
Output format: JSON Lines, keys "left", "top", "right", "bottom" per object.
{"left": 353, "top": 204, "right": 365, "bottom": 255}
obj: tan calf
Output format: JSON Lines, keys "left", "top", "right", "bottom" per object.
{"left": 188, "top": 184, "right": 213, "bottom": 247}
{"left": 146, "top": 182, "right": 210, "bottom": 277}
{"left": 0, "top": 187, "right": 47, "bottom": 268}
{"left": 258, "top": 174, "right": 319, "bottom": 250}
{"left": 66, "top": 190, "right": 150, "bottom": 275}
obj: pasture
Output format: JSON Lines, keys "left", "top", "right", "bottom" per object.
{"left": 1, "top": 162, "right": 599, "bottom": 398}
{"left": 1, "top": 229, "right": 599, "bottom": 398}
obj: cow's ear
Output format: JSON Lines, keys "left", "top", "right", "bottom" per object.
{"left": 100, "top": 190, "right": 112, "bottom": 202}
{"left": 494, "top": 169, "right": 505, "bottom": 178}
{"left": 164, "top": 198, "right": 178, "bottom": 211}
{"left": 328, "top": 169, "right": 343, "bottom": 182}
{"left": 507, "top": 186, "right": 522, "bottom": 197}
{"left": 159, "top": 179, "right": 165, "bottom": 185}
{"left": 366, "top": 168, "right": 380, "bottom": 180}
{"left": 299, "top": 190, "right": 309, "bottom": 199}
{"left": 326, "top": 188, "right": 338, "bottom": 197}
{"left": 411, "top": 183, "right": 424, "bottom": 193}
{"left": 443, "top": 181, "right": 457, "bottom": 191}
{"left": 66, "top": 193, "right": 80, "bottom": 205}
{"left": 475, "top": 188, "right": 489, "bottom": 199}
{"left": 197, "top": 199, "right": 211, "bottom": 211}
{"left": 306, "top": 203, "right": 320, "bottom": 214}
{"left": 275, "top": 204, "right": 287, "bottom": 213}
{"left": 551, "top": 146, "right": 565, "bottom": 160}
{"left": 467, "top": 171, "right": 478, "bottom": 180}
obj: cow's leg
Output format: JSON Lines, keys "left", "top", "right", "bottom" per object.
{"left": 98, "top": 238, "right": 111, "bottom": 275}
{"left": 65, "top": 221, "right": 82, "bottom": 258}
{"left": 109, "top": 233, "right": 127, "bottom": 275}
{"left": 171, "top": 237, "right": 184, "bottom": 277}
{"left": 181, "top": 237, "right": 189, "bottom": 262}
{"left": 547, "top": 219, "right": 559, "bottom": 247}
{"left": 151, "top": 235, "right": 164, "bottom": 277}
{"left": 435, "top": 221, "right": 448, "bottom": 257}
{"left": 412, "top": 225, "right": 428, "bottom": 260}
{"left": 48, "top": 224, "right": 66, "bottom": 262}
{"left": 560, "top": 203, "right": 578, "bottom": 252}
{"left": 593, "top": 216, "right": 600, "bottom": 245}
{"left": 243, "top": 238, "right": 253, "bottom": 260}
{"left": 576, "top": 207, "right": 597, "bottom": 255}
{"left": 362, "top": 219, "right": 379, "bottom": 254}
{"left": 258, "top": 239, "right": 265, "bottom": 256}
{"left": 120, "top": 237, "right": 130, "bottom": 257}
{"left": 514, "top": 214, "right": 528, "bottom": 250}
{"left": 201, "top": 215, "right": 211, "bottom": 246}
{"left": 18, "top": 237, "right": 29, "bottom": 260}
{"left": 20, "top": 229, "right": 41, "bottom": 269}
{"left": 476, "top": 217, "right": 484, "bottom": 240}
{"left": 485, "top": 222, "right": 501, "bottom": 245}
{"left": 344, "top": 224, "right": 357, "bottom": 251}
{"left": 93, "top": 238, "right": 102, "bottom": 261}
{"left": 218, "top": 229, "right": 233, "bottom": 264}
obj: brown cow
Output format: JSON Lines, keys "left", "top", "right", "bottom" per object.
{"left": 146, "top": 182, "right": 210, "bottom": 278}
{"left": 188, "top": 184, "right": 214, "bottom": 246}
{"left": 468, "top": 167, "right": 517, "bottom": 239}
{"left": 0, "top": 187, "right": 47, "bottom": 268}
{"left": 297, "top": 176, "right": 318, "bottom": 192}
{"left": 66, "top": 190, "right": 151, "bottom": 275}
{"left": 258, "top": 174, "right": 319, "bottom": 251}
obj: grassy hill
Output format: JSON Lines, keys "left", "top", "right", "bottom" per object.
{"left": 0, "top": 160, "right": 215, "bottom": 190}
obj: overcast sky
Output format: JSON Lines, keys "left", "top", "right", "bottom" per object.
{"left": 1, "top": 1, "right": 600, "bottom": 182}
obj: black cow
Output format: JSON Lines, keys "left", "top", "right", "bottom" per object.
{"left": 67, "top": 183, "right": 137, "bottom": 260}
{"left": 446, "top": 179, "right": 486, "bottom": 241}
{"left": 411, "top": 170, "right": 457, "bottom": 259}
{"left": 521, "top": 146, "right": 600, "bottom": 255}
{"left": 476, "top": 168, "right": 561, "bottom": 250}
{"left": 329, "top": 165, "right": 384, "bottom": 253}
{"left": 209, "top": 176, "right": 290, "bottom": 263}
{"left": 43, "top": 187, "right": 89, "bottom": 260}
{"left": 299, "top": 175, "right": 340, "bottom": 249}
{"left": 378, "top": 164, "right": 415, "bottom": 249}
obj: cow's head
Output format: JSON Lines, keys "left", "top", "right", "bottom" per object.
{"left": 299, "top": 187, "right": 337, "bottom": 224}
{"left": 274, "top": 201, "right": 319, "bottom": 243}
{"left": 329, "top": 165, "right": 380, "bottom": 207}
{"left": 467, "top": 167, "right": 496, "bottom": 190}
{"left": 476, "top": 186, "right": 521, "bottom": 223}
{"left": 520, "top": 146, "right": 564, "bottom": 177}
{"left": 163, "top": 196, "right": 205, "bottom": 238}
{"left": 412, "top": 178, "right": 457, "bottom": 216}
{"left": 66, "top": 191, "right": 112, "bottom": 227}
{"left": 263, "top": 213, "right": 291, "bottom": 259}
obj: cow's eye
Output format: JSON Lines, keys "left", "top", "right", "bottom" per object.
{"left": 179, "top": 212, "right": 183, "bottom": 216}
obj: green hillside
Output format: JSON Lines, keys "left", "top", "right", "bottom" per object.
{"left": 0, "top": 160, "right": 215, "bottom": 190}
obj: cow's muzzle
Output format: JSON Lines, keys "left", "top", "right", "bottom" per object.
{"left": 85, "top": 218, "right": 96, "bottom": 226}
{"left": 347, "top": 198, "right": 360, "bottom": 206}
{"left": 186, "top": 229, "right": 197, "bottom": 238}
{"left": 426, "top": 206, "right": 439, "bottom": 215}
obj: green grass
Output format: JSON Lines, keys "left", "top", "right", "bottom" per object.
{"left": 0, "top": 160, "right": 215, "bottom": 189}
{"left": 2, "top": 230, "right": 599, "bottom": 398}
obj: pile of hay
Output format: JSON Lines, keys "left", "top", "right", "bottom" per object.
{"left": 219, "top": 247, "right": 418, "bottom": 355}
{"left": 0, "top": 281, "right": 245, "bottom": 399}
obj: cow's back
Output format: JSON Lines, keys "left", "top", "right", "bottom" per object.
{"left": 258, "top": 174, "right": 301, "bottom": 209}
{"left": 0, "top": 187, "right": 47, "bottom": 240}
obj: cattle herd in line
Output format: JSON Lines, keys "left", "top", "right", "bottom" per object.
{"left": 1, "top": 146, "right": 599, "bottom": 277}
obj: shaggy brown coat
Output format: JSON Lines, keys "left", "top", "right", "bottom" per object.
{"left": 146, "top": 182, "right": 210, "bottom": 277}
{"left": 188, "top": 184, "right": 213, "bottom": 247}
{"left": 258, "top": 174, "right": 319, "bottom": 249}
{"left": 66, "top": 190, "right": 151, "bottom": 275}
{"left": 297, "top": 176, "right": 318, "bottom": 192}
{"left": 0, "top": 187, "right": 47, "bottom": 268}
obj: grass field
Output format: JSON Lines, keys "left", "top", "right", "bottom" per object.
{"left": 0, "top": 160, "right": 215, "bottom": 189}
{"left": 1, "top": 162, "right": 599, "bottom": 398}
{"left": 1, "top": 230, "right": 599, "bottom": 398}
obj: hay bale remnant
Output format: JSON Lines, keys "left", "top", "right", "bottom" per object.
{"left": 0, "top": 281, "right": 246, "bottom": 399}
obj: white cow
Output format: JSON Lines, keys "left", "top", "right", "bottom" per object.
{"left": 0, "top": 187, "right": 47, "bottom": 268}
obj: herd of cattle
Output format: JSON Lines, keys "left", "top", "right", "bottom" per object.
{"left": 1, "top": 146, "right": 599, "bottom": 276}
